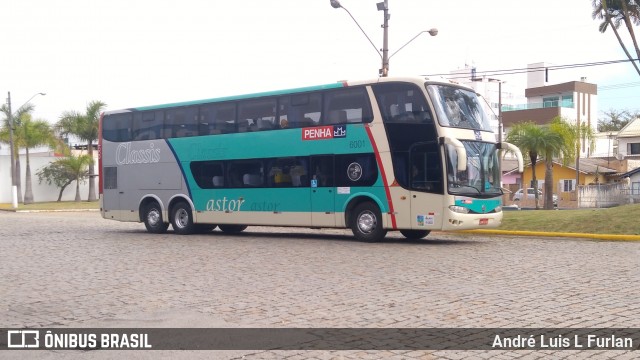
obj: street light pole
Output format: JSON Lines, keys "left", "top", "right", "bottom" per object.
{"left": 330, "top": 0, "right": 437, "bottom": 77}
{"left": 377, "top": 0, "right": 390, "bottom": 77}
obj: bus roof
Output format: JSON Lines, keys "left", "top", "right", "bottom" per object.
{"left": 103, "top": 76, "right": 468, "bottom": 115}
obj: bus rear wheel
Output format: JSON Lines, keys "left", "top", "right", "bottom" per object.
{"left": 171, "top": 202, "right": 195, "bottom": 235}
{"left": 400, "top": 230, "right": 430, "bottom": 240}
{"left": 218, "top": 225, "right": 248, "bottom": 233}
{"left": 350, "top": 201, "right": 387, "bottom": 242}
{"left": 143, "top": 202, "right": 169, "bottom": 234}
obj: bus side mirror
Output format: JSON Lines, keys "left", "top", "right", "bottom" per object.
{"left": 439, "top": 137, "right": 467, "bottom": 172}
{"left": 497, "top": 142, "right": 524, "bottom": 173}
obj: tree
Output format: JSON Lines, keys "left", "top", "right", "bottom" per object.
{"left": 505, "top": 122, "right": 545, "bottom": 209}
{"left": 14, "top": 115, "right": 59, "bottom": 204}
{"left": 548, "top": 118, "right": 587, "bottom": 207}
{"left": 57, "top": 100, "right": 106, "bottom": 202}
{"left": 592, "top": 0, "right": 640, "bottom": 76}
{"left": 598, "top": 108, "right": 637, "bottom": 131}
{"left": 0, "top": 103, "right": 35, "bottom": 204}
{"left": 37, "top": 154, "right": 93, "bottom": 202}
{"left": 506, "top": 121, "right": 574, "bottom": 210}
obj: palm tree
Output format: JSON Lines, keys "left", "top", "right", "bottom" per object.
{"left": 57, "top": 100, "right": 106, "bottom": 202}
{"left": 0, "top": 103, "right": 35, "bottom": 204}
{"left": 547, "top": 118, "right": 581, "bottom": 209}
{"left": 14, "top": 115, "right": 59, "bottom": 204}
{"left": 58, "top": 154, "right": 93, "bottom": 202}
{"left": 506, "top": 121, "right": 571, "bottom": 210}
{"left": 561, "top": 119, "right": 596, "bottom": 196}
{"left": 592, "top": 0, "right": 640, "bottom": 76}
{"left": 505, "top": 122, "right": 545, "bottom": 209}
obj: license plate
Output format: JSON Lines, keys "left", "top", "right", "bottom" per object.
{"left": 479, "top": 218, "right": 488, "bottom": 225}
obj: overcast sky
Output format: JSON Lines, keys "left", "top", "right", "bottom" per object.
{"left": 2, "top": 0, "right": 639, "bottom": 125}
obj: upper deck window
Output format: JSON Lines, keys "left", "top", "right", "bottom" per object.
{"left": 373, "top": 82, "right": 433, "bottom": 124}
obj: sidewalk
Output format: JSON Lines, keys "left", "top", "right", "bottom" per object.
{"left": 459, "top": 229, "right": 640, "bottom": 241}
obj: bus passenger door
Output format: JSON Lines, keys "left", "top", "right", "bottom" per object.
{"left": 409, "top": 144, "right": 444, "bottom": 229}
{"left": 310, "top": 156, "right": 335, "bottom": 227}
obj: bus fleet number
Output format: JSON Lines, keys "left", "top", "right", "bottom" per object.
{"left": 349, "top": 140, "right": 366, "bottom": 149}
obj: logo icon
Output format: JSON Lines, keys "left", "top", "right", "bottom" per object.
{"left": 333, "top": 125, "right": 346, "bottom": 138}
{"left": 7, "top": 330, "right": 40, "bottom": 348}
{"left": 347, "top": 162, "right": 363, "bottom": 181}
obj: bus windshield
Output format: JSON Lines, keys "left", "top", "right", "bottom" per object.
{"left": 445, "top": 141, "right": 501, "bottom": 197}
{"left": 426, "top": 84, "right": 492, "bottom": 131}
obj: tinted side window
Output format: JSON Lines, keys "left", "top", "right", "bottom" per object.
{"left": 165, "top": 106, "right": 198, "bottom": 138}
{"left": 228, "top": 160, "right": 264, "bottom": 188}
{"left": 190, "top": 161, "right": 225, "bottom": 189}
{"left": 266, "top": 157, "right": 308, "bottom": 187}
{"left": 102, "top": 113, "right": 132, "bottom": 142}
{"left": 199, "top": 103, "right": 236, "bottom": 135}
{"left": 284, "top": 93, "right": 322, "bottom": 128}
{"left": 324, "top": 87, "right": 373, "bottom": 125}
{"left": 133, "top": 111, "right": 164, "bottom": 140}
{"left": 310, "top": 155, "right": 334, "bottom": 187}
{"left": 372, "top": 82, "right": 433, "bottom": 124}
{"left": 238, "top": 98, "right": 276, "bottom": 132}
{"left": 410, "top": 142, "right": 443, "bottom": 194}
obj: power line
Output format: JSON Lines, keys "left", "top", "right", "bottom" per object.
{"left": 424, "top": 58, "right": 640, "bottom": 80}
{"left": 599, "top": 81, "right": 640, "bottom": 91}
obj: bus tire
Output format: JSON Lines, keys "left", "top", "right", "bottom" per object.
{"left": 350, "top": 201, "right": 387, "bottom": 242}
{"left": 143, "top": 202, "right": 169, "bottom": 234}
{"left": 195, "top": 224, "right": 217, "bottom": 233}
{"left": 218, "top": 224, "right": 248, "bottom": 233}
{"left": 400, "top": 230, "right": 430, "bottom": 240}
{"left": 171, "top": 201, "right": 195, "bottom": 235}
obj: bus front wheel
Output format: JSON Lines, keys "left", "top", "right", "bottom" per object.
{"left": 143, "top": 202, "right": 169, "bottom": 234}
{"left": 218, "top": 224, "right": 248, "bottom": 233}
{"left": 350, "top": 202, "right": 387, "bottom": 242}
{"left": 400, "top": 230, "right": 430, "bottom": 240}
{"left": 171, "top": 202, "right": 195, "bottom": 235}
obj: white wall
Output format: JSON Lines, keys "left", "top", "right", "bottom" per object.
{"left": 618, "top": 137, "right": 640, "bottom": 157}
{"left": 0, "top": 154, "right": 99, "bottom": 203}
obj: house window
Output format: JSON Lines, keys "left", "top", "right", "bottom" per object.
{"left": 561, "top": 179, "right": 576, "bottom": 192}
{"left": 629, "top": 143, "right": 640, "bottom": 155}
{"left": 543, "top": 96, "right": 559, "bottom": 108}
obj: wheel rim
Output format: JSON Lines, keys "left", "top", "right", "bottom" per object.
{"left": 357, "top": 210, "right": 376, "bottom": 234}
{"left": 175, "top": 208, "right": 190, "bottom": 229}
{"left": 147, "top": 208, "right": 161, "bottom": 226}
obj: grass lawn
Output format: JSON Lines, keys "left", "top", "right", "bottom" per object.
{"left": 0, "top": 201, "right": 99, "bottom": 211}
{"left": 500, "top": 203, "right": 640, "bottom": 235}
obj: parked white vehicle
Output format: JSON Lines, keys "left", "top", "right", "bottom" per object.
{"left": 513, "top": 188, "right": 558, "bottom": 206}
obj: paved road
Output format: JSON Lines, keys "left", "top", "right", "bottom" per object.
{"left": 1, "top": 211, "right": 638, "bottom": 359}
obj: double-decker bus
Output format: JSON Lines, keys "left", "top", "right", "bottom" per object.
{"left": 99, "top": 76, "right": 523, "bottom": 242}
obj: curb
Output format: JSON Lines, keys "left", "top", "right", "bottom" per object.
{"left": 456, "top": 229, "right": 640, "bottom": 241}
{"left": 1, "top": 209, "right": 638, "bottom": 241}
{"left": 0, "top": 208, "right": 99, "bottom": 213}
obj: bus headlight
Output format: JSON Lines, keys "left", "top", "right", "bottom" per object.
{"left": 449, "top": 205, "right": 470, "bottom": 214}
{"left": 494, "top": 205, "right": 502, "bottom": 212}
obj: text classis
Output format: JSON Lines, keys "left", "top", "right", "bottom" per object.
{"left": 116, "top": 142, "right": 161, "bottom": 165}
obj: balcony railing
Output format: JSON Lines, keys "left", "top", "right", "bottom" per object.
{"left": 502, "top": 99, "right": 575, "bottom": 112}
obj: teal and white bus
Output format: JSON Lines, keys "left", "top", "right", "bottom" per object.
{"left": 99, "top": 76, "right": 523, "bottom": 242}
